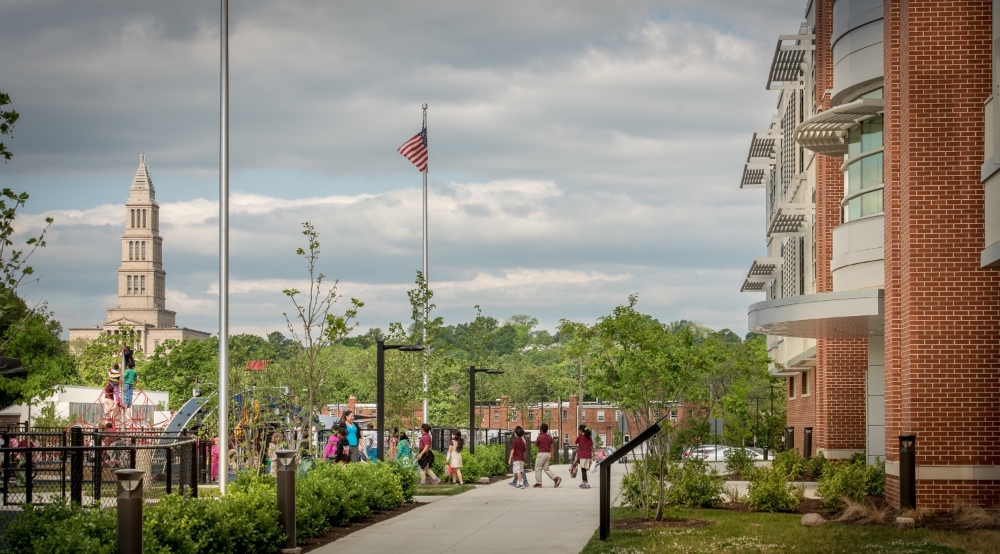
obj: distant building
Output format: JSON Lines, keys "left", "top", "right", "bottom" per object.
{"left": 0, "top": 385, "right": 171, "bottom": 428}
{"left": 69, "top": 155, "right": 210, "bottom": 351}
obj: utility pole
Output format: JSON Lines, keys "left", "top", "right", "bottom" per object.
{"left": 577, "top": 360, "right": 584, "bottom": 428}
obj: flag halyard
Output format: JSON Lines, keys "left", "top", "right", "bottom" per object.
{"left": 398, "top": 127, "right": 428, "bottom": 172}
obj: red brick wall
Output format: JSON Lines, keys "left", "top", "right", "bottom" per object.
{"left": 815, "top": 339, "right": 867, "bottom": 454}
{"left": 884, "top": 0, "right": 1000, "bottom": 509}
{"left": 785, "top": 370, "right": 816, "bottom": 455}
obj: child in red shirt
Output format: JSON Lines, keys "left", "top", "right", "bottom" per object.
{"left": 507, "top": 426, "right": 529, "bottom": 489}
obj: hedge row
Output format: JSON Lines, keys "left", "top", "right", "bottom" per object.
{"left": 429, "top": 443, "right": 511, "bottom": 482}
{"left": 5, "top": 459, "right": 415, "bottom": 554}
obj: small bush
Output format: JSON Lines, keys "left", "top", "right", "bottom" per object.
{"left": 385, "top": 459, "right": 418, "bottom": 502}
{"left": 619, "top": 457, "right": 662, "bottom": 509}
{"left": 806, "top": 451, "right": 831, "bottom": 480}
{"left": 665, "top": 459, "right": 725, "bottom": 508}
{"left": 5, "top": 501, "right": 116, "bottom": 554}
{"left": 747, "top": 466, "right": 799, "bottom": 512}
{"left": 772, "top": 449, "right": 805, "bottom": 480}
{"left": 724, "top": 448, "right": 755, "bottom": 477}
{"left": 817, "top": 456, "right": 886, "bottom": 510}
{"left": 864, "top": 457, "right": 886, "bottom": 497}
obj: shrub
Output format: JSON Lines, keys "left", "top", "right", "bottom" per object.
{"left": 385, "top": 459, "right": 418, "bottom": 502}
{"left": 145, "top": 477, "right": 285, "bottom": 554}
{"left": 665, "top": 459, "right": 725, "bottom": 508}
{"left": 747, "top": 467, "right": 799, "bottom": 512}
{"left": 772, "top": 449, "right": 805, "bottom": 480}
{"left": 864, "top": 457, "right": 886, "bottom": 497}
{"left": 817, "top": 455, "right": 886, "bottom": 510}
{"left": 5, "top": 501, "right": 115, "bottom": 554}
{"left": 817, "top": 460, "right": 867, "bottom": 510}
{"left": 724, "top": 448, "right": 756, "bottom": 477}
{"left": 807, "top": 451, "right": 831, "bottom": 480}
{"left": 619, "top": 458, "right": 661, "bottom": 509}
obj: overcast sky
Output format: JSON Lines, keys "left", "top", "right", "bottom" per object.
{"left": 3, "top": 0, "right": 805, "bottom": 338}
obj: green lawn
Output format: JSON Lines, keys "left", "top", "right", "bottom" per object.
{"left": 581, "top": 508, "right": 1000, "bottom": 554}
{"left": 414, "top": 484, "right": 475, "bottom": 496}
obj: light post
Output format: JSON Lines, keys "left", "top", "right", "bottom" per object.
{"left": 469, "top": 366, "right": 503, "bottom": 455}
{"left": 376, "top": 340, "right": 425, "bottom": 461}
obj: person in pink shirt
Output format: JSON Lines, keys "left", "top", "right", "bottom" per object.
{"left": 573, "top": 425, "right": 594, "bottom": 489}
{"left": 210, "top": 438, "right": 219, "bottom": 482}
{"left": 323, "top": 432, "right": 340, "bottom": 462}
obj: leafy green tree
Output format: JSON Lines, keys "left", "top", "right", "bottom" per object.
{"left": 141, "top": 337, "right": 219, "bottom": 409}
{"left": 0, "top": 91, "right": 17, "bottom": 161}
{"left": 281, "top": 222, "right": 362, "bottom": 449}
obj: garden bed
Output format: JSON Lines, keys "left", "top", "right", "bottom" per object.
{"left": 300, "top": 501, "right": 426, "bottom": 553}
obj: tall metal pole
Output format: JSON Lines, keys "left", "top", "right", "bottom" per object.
{"left": 421, "top": 102, "right": 429, "bottom": 425}
{"left": 376, "top": 341, "right": 385, "bottom": 462}
{"left": 218, "top": 0, "right": 230, "bottom": 496}
{"left": 469, "top": 366, "right": 475, "bottom": 455}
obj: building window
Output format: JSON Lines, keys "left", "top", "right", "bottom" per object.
{"left": 653, "top": 410, "right": 659, "bottom": 418}
{"left": 581, "top": 411, "right": 586, "bottom": 422}
{"left": 669, "top": 410, "right": 677, "bottom": 423}
{"left": 843, "top": 92, "right": 884, "bottom": 223}
{"left": 128, "top": 241, "right": 133, "bottom": 261}
{"left": 511, "top": 410, "right": 517, "bottom": 422}
{"left": 140, "top": 275, "right": 146, "bottom": 294}
{"left": 788, "top": 377, "right": 795, "bottom": 398}
{"left": 130, "top": 209, "right": 135, "bottom": 228}
{"left": 597, "top": 410, "right": 605, "bottom": 422}
{"left": 598, "top": 434, "right": 607, "bottom": 446}
{"left": 562, "top": 410, "right": 568, "bottom": 421}
{"left": 142, "top": 209, "right": 147, "bottom": 228}
{"left": 494, "top": 411, "right": 499, "bottom": 423}
{"left": 801, "top": 370, "right": 809, "bottom": 396}
{"left": 528, "top": 411, "right": 534, "bottom": 421}
{"left": 615, "top": 410, "right": 621, "bottom": 420}
{"left": 154, "top": 340, "right": 160, "bottom": 349}
{"left": 624, "top": 435, "right": 631, "bottom": 443}
{"left": 141, "top": 241, "right": 146, "bottom": 260}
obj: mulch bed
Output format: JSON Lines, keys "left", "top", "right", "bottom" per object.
{"left": 300, "top": 501, "right": 426, "bottom": 553}
{"left": 717, "top": 498, "right": 828, "bottom": 515}
{"left": 612, "top": 518, "right": 713, "bottom": 530}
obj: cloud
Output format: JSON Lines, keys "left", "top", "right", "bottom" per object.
{"left": 4, "top": 1, "right": 807, "bottom": 337}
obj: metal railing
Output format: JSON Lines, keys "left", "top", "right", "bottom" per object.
{"left": 0, "top": 427, "right": 199, "bottom": 511}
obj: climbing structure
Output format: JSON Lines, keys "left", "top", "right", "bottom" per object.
{"left": 67, "top": 385, "right": 163, "bottom": 432}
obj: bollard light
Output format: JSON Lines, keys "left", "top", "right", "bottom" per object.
{"left": 115, "top": 469, "right": 145, "bottom": 554}
{"left": 275, "top": 450, "right": 301, "bottom": 554}
{"left": 899, "top": 434, "right": 917, "bottom": 510}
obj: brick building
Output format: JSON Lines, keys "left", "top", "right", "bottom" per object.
{"left": 741, "top": 0, "right": 1000, "bottom": 509}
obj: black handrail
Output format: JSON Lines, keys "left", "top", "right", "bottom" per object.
{"left": 597, "top": 414, "right": 669, "bottom": 541}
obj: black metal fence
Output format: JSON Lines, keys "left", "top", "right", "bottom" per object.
{"left": 0, "top": 427, "right": 199, "bottom": 513}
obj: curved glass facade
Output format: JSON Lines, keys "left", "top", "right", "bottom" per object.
{"left": 843, "top": 89, "right": 884, "bottom": 222}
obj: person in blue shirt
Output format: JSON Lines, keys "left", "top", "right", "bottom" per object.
{"left": 341, "top": 410, "right": 360, "bottom": 463}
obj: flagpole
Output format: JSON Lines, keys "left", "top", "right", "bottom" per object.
{"left": 421, "top": 102, "right": 429, "bottom": 425}
{"left": 218, "top": 0, "right": 230, "bottom": 495}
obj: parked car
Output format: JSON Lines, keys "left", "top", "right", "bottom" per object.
{"left": 683, "top": 445, "right": 762, "bottom": 462}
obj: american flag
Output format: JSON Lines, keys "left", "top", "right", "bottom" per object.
{"left": 397, "top": 127, "right": 428, "bottom": 172}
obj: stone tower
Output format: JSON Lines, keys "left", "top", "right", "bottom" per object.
{"left": 69, "top": 155, "right": 210, "bottom": 352}
{"left": 105, "top": 154, "right": 175, "bottom": 327}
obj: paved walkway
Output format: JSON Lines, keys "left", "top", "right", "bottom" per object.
{"left": 312, "top": 462, "right": 626, "bottom": 554}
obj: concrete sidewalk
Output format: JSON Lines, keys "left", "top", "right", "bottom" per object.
{"left": 311, "top": 462, "right": 626, "bottom": 554}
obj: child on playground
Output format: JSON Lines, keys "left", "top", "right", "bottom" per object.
{"left": 446, "top": 430, "right": 465, "bottom": 485}
{"left": 507, "top": 426, "right": 528, "bottom": 489}
{"left": 122, "top": 364, "right": 137, "bottom": 409}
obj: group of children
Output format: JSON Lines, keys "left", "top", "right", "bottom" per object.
{"left": 317, "top": 418, "right": 596, "bottom": 491}
{"left": 102, "top": 345, "right": 138, "bottom": 424}
{"left": 509, "top": 424, "right": 592, "bottom": 489}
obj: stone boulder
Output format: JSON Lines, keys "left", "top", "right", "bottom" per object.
{"left": 801, "top": 513, "right": 826, "bottom": 527}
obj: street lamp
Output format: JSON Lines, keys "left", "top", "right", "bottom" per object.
{"left": 377, "top": 340, "right": 426, "bottom": 461}
{"left": 469, "top": 366, "right": 504, "bottom": 454}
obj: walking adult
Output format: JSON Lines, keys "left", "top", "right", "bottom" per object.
{"left": 341, "top": 410, "right": 360, "bottom": 462}
{"left": 416, "top": 423, "right": 441, "bottom": 485}
{"left": 532, "top": 423, "right": 562, "bottom": 488}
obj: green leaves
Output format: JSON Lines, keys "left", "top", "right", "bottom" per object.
{"left": 0, "top": 91, "right": 19, "bottom": 161}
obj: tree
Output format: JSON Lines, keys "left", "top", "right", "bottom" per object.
{"left": 281, "top": 222, "right": 362, "bottom": 452}
{"left": 0, "top": 91, "right": 17, "bottom": 161}
{"left": 140, "top": 337, "right": 219, "bottom": 409}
